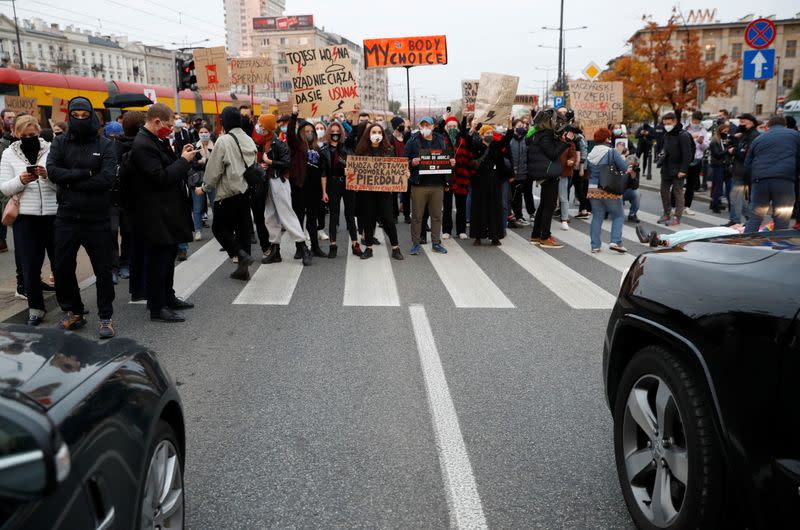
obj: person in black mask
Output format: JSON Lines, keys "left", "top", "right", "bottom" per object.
{"left": 47, "top": 97, "right": 118, "bottom": 339}
{"left": 239, "top": 105, "right": 254, "bottom": 137}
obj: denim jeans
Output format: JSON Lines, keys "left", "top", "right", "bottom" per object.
{"left": 558, "top": 176, "right": 570, "bottom": 221}
{"left": 729, "top": 181, "right": 750, "bottom": 223}
{"left": 744, "top": 178, "right": 796, "bottom": 233}
{"left": 589, "top": 197, "right": 624, "bottom": 249}
{"left": 622, "top": 189, "right": 640, "bottom": 216}
{"left": 193, "top": 188, "right": 215, "bottom": 231}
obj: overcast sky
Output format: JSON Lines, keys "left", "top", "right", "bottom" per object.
{"left": 2, "top": 0, "right": 795, "bottom": 105}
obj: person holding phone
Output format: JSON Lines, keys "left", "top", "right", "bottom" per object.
{"left": 0, "top": 115, "right": 56, "bottom": 326}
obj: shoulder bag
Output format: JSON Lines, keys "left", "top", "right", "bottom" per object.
{"left": 598, "top": 149, "right": 629, "bottom": 195}
{"left": 2, "top": 192, "right": 22, "bottom": 226}
{"left": 230, "top": 133, "right": 266, "bottom": 188}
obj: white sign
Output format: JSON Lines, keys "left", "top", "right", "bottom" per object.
{"left": 143, "top": 88, "right": 157, "bottom": 103}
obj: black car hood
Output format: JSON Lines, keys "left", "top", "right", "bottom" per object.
{"left": 0, "top": 325, "right": 140, "bottom": 409}
{"left": 664, "top": 230, "right": 800, "bottom": 265}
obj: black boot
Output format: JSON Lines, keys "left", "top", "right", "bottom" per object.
{"left": 231, "top": 250, "right": 254, "bottom": 281}
{"left": 311, "top": 244, "right": 326, "bottom": 258}
{"left": 293, "top": 246, "right": 302, "bottom": 259}
{"left": 635, "top": 224, "right": 650, "bottom": 244}
{"left": 262, "top": 244, "right": 282, "bottom": 264}
{"left": 328, "top": 244, "right": 338, "bottom": 258}
{"left": 297, "top": 242, "right": 312, "bottom": 266}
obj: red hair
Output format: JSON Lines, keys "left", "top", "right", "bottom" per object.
{"left": 593, "top": 128, "right": 612, "bottom": 144}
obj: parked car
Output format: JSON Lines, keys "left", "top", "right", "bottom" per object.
{"left": 0, "top": 325, "right": 185, "bottom": 529}
{"left": 604, "top": 230, "right": 800, "bottom": 529}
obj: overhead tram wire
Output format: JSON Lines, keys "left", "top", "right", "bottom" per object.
{"left": 102, "top": 0, "right": 226, "bottom": 41}
{"left": 139, "top": 0, "right": 224, "bottom": 34}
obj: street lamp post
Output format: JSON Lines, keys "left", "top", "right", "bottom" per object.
{"left": 0, "top": 0, "right": 24, "bottom": 68}
{"left": 539, "top": 17, "right": 588, "bottom": 94}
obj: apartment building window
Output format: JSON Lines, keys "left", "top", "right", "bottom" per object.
{"left": 299, "top": 37, "right": 308, "bottom": 45}
{"left": 704, "top": 43, "right": 716, "bottom": 61}
{"left": 280, "top": 37, "right": 286, "bottom": 45}
{"left": 786, "top": 40, "right": 797, "bottom": 58}
{"left": 731, "top": 42, "right": 742, "bottom": 59}
{"left": 784, "top": 69, "right": 795, "bottom": 89}
{"left": 755, "top": 104, "right": 763, "bottom": 115}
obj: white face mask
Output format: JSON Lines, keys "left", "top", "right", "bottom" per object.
{"left": 255, "top": 124, "right": 264, "bottom": 135}
{"left": 664, "top": 124, "right": 675, "bottom": 132}
{"left": 316, "top": 128, "right": 326, "bottom": 138}
{"left": 370, "top": 134, "right": 383, "bottom": 144}
{"left": 420, "top": 127, "right": 432, "bottom": 138}
{"left": 175, "top": 119, "right": 184, "bottom": 128}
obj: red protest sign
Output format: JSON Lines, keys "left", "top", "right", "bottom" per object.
{"left": 363, "top": 35, "right": 447, "bottom": 69}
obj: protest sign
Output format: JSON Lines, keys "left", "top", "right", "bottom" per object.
{"left": 193, "top": 47, "right": 230, "bottom": 91}
{"left": 363, "top": 35, "right": 447, "bottom": 68}
{"left": 568, "top": 80, "right": 623, "bottom": 139}
{"left": 275, "top": 100, "right": 293, "bottom": 117}
{"left": 462, "top": 80, "right": 479, "bottom": 114}
{"left": 473, "top": 72, "right": 519, "bottom": 125}
{"left": 419, "top": 150, "right": 453, "bottom": 177}
{"left": 285, "top": 45, "right": 361, "bottom": 118}
{"left": 2, "top": 96, "right": 39, "bottom": 120}
{"left": 230, "top": 57, "right": 273, "bottom": 86}
{"left": 345, "top": 156, "right": 409, "bottom": 192}
{"left": 51, "top": 96, "right": 69, "bottom": 124}
{"left": 514, "top": 94, "right": 538, "bottom": 106}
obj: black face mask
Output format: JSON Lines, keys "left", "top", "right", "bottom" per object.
{"left": 68, "top": 117, "right": 96, "bottom": 141}
{"left": 330, "top": 133, "right": 341, "bottom": 141}
{"left": 20, "top": 136, "right": 40, "bottom": 165}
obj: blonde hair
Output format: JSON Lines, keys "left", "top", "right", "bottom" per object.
{"left": 13, "top": 115, "right": 40, "bottom": 136}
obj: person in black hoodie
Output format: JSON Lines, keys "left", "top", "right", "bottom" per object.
{"left": 47, "top": 97, "right": 118, "bottom": 338}
{"left": 527, "top": 109, "right": 570, "bottom": 249}
{"left": 296, "top": 117, "right": 328, "bottom": 258}
{"left": 128, "top": 103, "right": 197, "bottom": 323}
{"left": 320, "top": 121, "right": 360, "bottom": 258}
{"left": 657, "top": 112, "right": 693, "bottom": 225}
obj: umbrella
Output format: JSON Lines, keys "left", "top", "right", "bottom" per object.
{"left": 103, "top": 93, "right": 154, "bottom": 108}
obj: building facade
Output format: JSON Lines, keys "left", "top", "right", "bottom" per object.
{"left": 250, "top": 25, "right": 390, "bottom": 115}
{"left": 224, "top": 0, "right": 285, "bottom": 57}
{"left": 0, "top": 15, "right": 177, "bottom": 86}
{"left": 628, "top": 13, "right": 800, "bottom": 119}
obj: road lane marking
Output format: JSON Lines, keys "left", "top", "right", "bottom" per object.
{"left": 409, "top": 305, "right": 488, "bottom": 530}
{"left": 421, "top": 239, "right": 515, "bottom": 308}
{"left": 549, "top": 223, "right": 637, "bottom": 273}
{"left": 233, "top": 239, "right": 303, "bottom": 305}
{"left": 343, "top": 229, "right": 400, "bottom": 306}
{"left": 501, "top": 231, "right": 616, "bottom": 309}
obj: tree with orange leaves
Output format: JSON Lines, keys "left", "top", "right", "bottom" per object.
{"left": 603, "top": 15, "right": 739, "bottom": 118}
{"left": 600, "top": 56, "right": 660, "bottom": 123}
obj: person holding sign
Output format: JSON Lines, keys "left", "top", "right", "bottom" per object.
{"left": 350, "top": 123, "right": 404, "bottom": 261}
{"left": 469, "top": 125, "right": 513, "bottom": 245}
{"left": 320, "top": 122, "right": 360, "bottom": 258}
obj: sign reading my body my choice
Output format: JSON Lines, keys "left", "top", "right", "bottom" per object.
{"left": 363, "top": 35, "right": 448, "bottom": 69}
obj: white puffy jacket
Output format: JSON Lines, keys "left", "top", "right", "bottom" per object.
{"left": 0, "top": 138, "right": 57, "bottom": 216}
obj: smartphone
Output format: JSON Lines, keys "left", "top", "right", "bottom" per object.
{"left": 446, "top": 106, "right": 452, "bottom": 113}
{"left": 26, "top": 165, "right": 37, "bottom": 175}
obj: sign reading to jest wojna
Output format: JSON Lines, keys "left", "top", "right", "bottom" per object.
{"left": 568, "top": 80, "right": 623, "bottom": 139}
{"left": 285, "top": 45, "right": 360, "bottom": 118}
{"left": 345, "top": 156, "right": 409, "bottom": 192}
{"left": 363, "top": 35, "right": 447, "bottom": 69}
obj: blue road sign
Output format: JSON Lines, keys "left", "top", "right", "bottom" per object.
{"left": 553, "top": 96, "right": 565, "bottom": 108}
{"left": 742, "top": 49, "right": 774, "bottom": 80}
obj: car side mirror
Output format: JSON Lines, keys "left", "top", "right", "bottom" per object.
{"left": 0, "top": 395, "right": 70, "bottom": 501}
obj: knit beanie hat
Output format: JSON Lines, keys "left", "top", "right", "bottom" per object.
{"left": 479, "top": 124, "right": 495, "bottom": 136}
{"left": 259, "top": 114, "right": 276, "bottom": 132}
{"left": 103, "top": 121, "right": 123, "bottom": 138}
{"left": 445, "top": 116, "right": 459, "bottom": 127}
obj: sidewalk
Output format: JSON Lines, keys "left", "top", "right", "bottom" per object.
{"left": 0, "top": 231, "right": 96, "bottom": 322}
{"left": 637, "top": 164, "right": 712, "bottom": 204}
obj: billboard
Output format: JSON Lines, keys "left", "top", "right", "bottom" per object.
{"left": 253, "top": 15, "right": 314, "bottom": 31}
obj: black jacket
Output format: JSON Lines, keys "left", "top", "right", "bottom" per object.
{"left": 660, "top": 123, "right": 693, "bottom": 179}
{"left": 173, "top": 128, "right": 192, "bottom": 153}
{"left": 46, "top": 134, "right": 117, "bottom": 221}
{"left": 731, "top": 126, "right": 759, "bottom": 181}
{"left": 264, "top": 137, "right": 291, "bottom": 180}
{"left": 129, "top": 128, "right": 193, "bottom": 245}
{"left": 526, "top": 129, "right": 569, "bottom": 180}
{"left": 320, "top": 143, "right": 347, "bottom": 180}
{"left": 709, "top": 137, "right": 729, "bottom": 166}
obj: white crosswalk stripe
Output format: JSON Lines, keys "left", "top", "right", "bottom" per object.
{"left": 552, "top": 223, "right": 636, "bottom": 273}
{"left": 421, "top": 238, "right": 515, "bottom": 308}
{"left": 233, "top": 239, "right": 303, "bottom": 305}
{"left": 343, "top": 229, "right": 401, "bottom": 307}
{"left": 500, "top": 231, "right": 616, "bottom": 309}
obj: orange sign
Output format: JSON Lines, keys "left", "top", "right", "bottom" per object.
{"left": 363, "top": 35, "right": 447, "bottom": 69}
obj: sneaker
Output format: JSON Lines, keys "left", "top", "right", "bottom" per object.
{"left": 575, "top": 211, "right": 590, "bottom": 220}
{"left": 609, "top": 244, "right": 628, "bottom": 254}
{"left": 318, "top": 229, "right": 330, "bottom": 241}
{"left": 351, "top": 243, "right": 363, "bottom": 257}
{"left": 391, "top": 248, "right": 404, "bottom": 260}
{"left": 670, "top": 217, "right": 681, "bottom": 226}
{"left": 529, "top": 237, "right": 541, "bottom": 246}
{"left": 658, "top": 215, "right": 671, "bottom": 225}
{"left": 432, "top": 243, "right": 448, "bottom": 254}
{"left": 27, "top": 314, "right": 43, "bottom": 327}
{"left": 410, "top": 244, "right": 422, "bottom": 255}
{"left": 98, "top": 319, "right": 115, "bottom": 339}
{"left": 627, "top": 215, "right": 640, "bottom": 223}
{"left": 15, "top": 284, "right": 26, "bottom": 300}
{"left": 539, "top": 236, "right": 564, "bottom": 249}
{"left": 517, "top": 218, "right": 530, "bottom": 226}
{"left": 560, "top": 221, "right": 569, "bottom": 231}
{"left": 194, "top": 231, "right": 202, "bottom": 241}
{"left": 458, "top": 233, "right": 468, "bottom": 240}
{"left": 684, "top": 207, "right": 696, "bottom": 216}
{"left": 360, "top": 247, "right": 373, "bottom": 260}
{"left": 591, "top": 247, "right": 601, "bottom": 253}
{"left": 177, "top": 250, "right": 188, "bottom": 261}
{"left": 442, "top": 233, "right": 451, "bottom": 240}
{"left": 58, "top": 311, "right": 87, "bottom": 331}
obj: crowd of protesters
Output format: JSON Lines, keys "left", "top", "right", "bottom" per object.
{"left": 1, "top": 96, "right": 798, "bottom": 338}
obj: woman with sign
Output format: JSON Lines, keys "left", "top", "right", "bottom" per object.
{"left": 321, "top": 122, "right": 360, "bottom": 258}
{"left": 351, "top": 124, "right": 403, "bottom": 260}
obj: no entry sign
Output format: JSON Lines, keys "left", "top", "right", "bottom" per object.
{"left": 744, "top": 18, "right": 776, "bottom": 49}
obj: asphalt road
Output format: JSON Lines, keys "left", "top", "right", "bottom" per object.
{"left": 5, "top": 187, "right": 732, "bottom": 528}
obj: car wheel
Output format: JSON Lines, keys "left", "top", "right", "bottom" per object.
{"left": 613, "top": 345, "right": 722, "bottom": 529}
{"left": 138, "top": 420, "right": 185, "bottom": 530}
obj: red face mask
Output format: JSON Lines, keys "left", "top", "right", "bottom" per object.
{"left": 156, "top": 124, "right": 172, "bottom": 139}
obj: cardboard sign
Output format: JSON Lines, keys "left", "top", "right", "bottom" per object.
{"left": 231, "top": 57, "right": 273, "bottom": 86}
{"left": 473, "top": 72, "right": 519, "bottom": 125}
{"left": 462, "top": 80, "right": 479, "bottom": 114}
{"left": 568, "top": 80, "right": 623, "bottom": 139}
{"left": 3, "top": 96, "right": 39, "bottom": 120}
{"left": 514, "top": 94, "right": 538, "bottom": 106}
{"left": 275, "top": 100, "right": 293, "bottom": 117}
{"left": 363, "top": 35, "right": 447, "bottom": 69}
{"left": 51, "top": 96, "right": 69, "bottom": 124}
{"left": 345, "top": 156, "right": 409, "bottom": 192}
{"left": 285, "top": 45, "right": 360, "bottom": 118}
{"left": 193, "top": 47, "right": 230, "bottom": 91}
{"left": 419, "top": 149, "right": 453, "bottom": 177}
{"left": 142, "top": 88, "right": 157, "bottom": 104}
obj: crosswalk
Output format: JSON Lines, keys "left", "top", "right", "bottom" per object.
{"left": 133, "top": 202, "right": 727, "bottom": 311}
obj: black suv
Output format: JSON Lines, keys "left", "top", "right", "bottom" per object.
{"left": 604, "top": 230, "right": 800, "bottom": 529}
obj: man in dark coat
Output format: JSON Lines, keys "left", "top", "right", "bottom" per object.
{"left": 47, "top": 97, "right": 117, "bottom": 338}
{"left": 657, "top": 112, "right": 693, "bottom": 225}
{"left": 129, "top": 103, "right": 196, "bottom": 323}
{"left": 635, "top": 120, "right": 654, "bottom": 178}
{"left": 470, "top": 125, "right": 513, "bottom": 244}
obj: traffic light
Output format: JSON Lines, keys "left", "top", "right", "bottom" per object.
{"left": 176, "top": 58, "right": 197, "bottom": 91}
